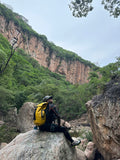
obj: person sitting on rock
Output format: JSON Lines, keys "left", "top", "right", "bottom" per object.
{"left": 39, "top": 95, "right": 81, "bottom": 146}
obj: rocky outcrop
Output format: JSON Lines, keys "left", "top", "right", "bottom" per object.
{"left": 0, "top": 130, "right": 86, "bottom": 160}
{"left": 0, "top": 15, "right": 91, "bottom": 84}
{"left": 84, "top": 142, "right": 96, "bottom": 160}
{"left": 86, "top": 76, "right": 120, "bottom": 160}
{"left": 17, "top": 102, "right": 36, "bottom": 132}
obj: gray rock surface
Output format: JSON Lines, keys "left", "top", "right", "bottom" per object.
{"left": 17, "top": 102, "right": 35, "bottom": 132}
{"left": 86, "top": 76, "right": 120, "bottom": 160}
{"left": 0, "top": 130, "right": 86, "bottom": 160}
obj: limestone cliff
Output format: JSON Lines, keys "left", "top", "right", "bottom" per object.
{"left": 0, "top": 15, "right": 91, "bottom": 84}
{"left": 86, "top": 76, "right": 120, "bottom": 160}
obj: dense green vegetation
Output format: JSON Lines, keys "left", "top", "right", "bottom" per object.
{"left": 0, "top": 124, "right": 18, "bottom": 143}
{"left": 0, "top": 3, "right": 97, "bottom": 69}
{"left": 0, "top": 34, "right": 91, "bottom": 120}
{"left": 0, "top": 33, "right": 119, "bottom": 120}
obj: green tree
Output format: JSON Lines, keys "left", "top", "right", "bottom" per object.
{"left": 100, "top": 57, "right": 120, "bottom": 80}
{"left": 0, "top": 86, "right": 15, "bottom": 112}
{"left": 0, "top": 49, "right": 7, "bottom": 72}
{"left": 69, "top": 0, "right": 120, "bottom": 18}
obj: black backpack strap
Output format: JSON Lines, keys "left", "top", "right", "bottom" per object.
{"left": 33, "top": 106, "right": 37, "bottom": 120}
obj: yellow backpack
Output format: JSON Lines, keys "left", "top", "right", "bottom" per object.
{"left": 34, "top": 102, "right": 48, "bottom": 126}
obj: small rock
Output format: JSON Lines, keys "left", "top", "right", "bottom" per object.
{"left": 84, "top": 142, "right": 96, "bottom": 160}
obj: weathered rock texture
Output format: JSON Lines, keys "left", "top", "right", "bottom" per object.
{"left": 0, "top": 15, "right": 91, "bottom": 84}
{"left": 84, "top": 142, "right": 96, "bottom": 160}
{"left": 86, "top": 76, "right": 120, "bottom": 160}
{"left": 0, "top": 130, "right": 86, "bottom": 160}
{"left": 17, "top": 102, "right": 36, "bottom": 132}
{"left": 0, "top": 143, "right": 7, "bottom": 150}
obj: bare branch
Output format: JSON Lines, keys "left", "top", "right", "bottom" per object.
{"left": 0, "top": 32, "right": 22, "bottom": 74}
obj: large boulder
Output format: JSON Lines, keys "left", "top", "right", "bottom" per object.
{"left": 17, "top": 102, "right": 36, "bottom": 132}
{"left": 0, "top": 130, "right": 86, "bottom": 160}
{"left": 86, "top": 76, "right": 120, "bottom": 160}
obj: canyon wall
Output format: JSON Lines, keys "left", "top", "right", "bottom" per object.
{"left": 86, "top": 76, "right": 120, "bottom": 160}
{"left": 0, "top": 15, "right": 91, "bottom": 84}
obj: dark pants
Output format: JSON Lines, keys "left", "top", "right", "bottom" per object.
{"left": 39, "top": 123, "right": 73, "bottom": 143}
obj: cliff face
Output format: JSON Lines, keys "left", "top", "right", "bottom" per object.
{"left": 86, "top": 76, "right": 120, "bottom": 160}
{"left": 0, "top": 16, "right": 91, "bottom": 84}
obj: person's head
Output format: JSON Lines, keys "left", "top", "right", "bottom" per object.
{"left": 43, "top": 95, "right": 53, "bottom": 103}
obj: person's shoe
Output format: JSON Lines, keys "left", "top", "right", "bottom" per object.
{"left": 71, "top": 140, "right": 81, "bottom": 146}
{"left": 34, "top": 126, "right": 38, "bottom": 130}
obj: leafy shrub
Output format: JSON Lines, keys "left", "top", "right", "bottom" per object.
{"left": 0, "top": 86, "right": 15, "bottom": 113}
{"left": 0, "top": 124, "right": 18, "bottom": 143}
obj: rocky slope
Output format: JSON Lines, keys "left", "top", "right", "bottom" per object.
{"left": 0, "top": 130, "right": 86, "bottom": 160}
{"left": 86, "top": 76, "right": 120, "bottom": 160}
{"left": 0, "top": 15, "right": 91, "bottom": 84}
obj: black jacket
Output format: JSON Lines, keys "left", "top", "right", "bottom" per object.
{"left": 45, "top": 103, "right": 60, "bottom": 126}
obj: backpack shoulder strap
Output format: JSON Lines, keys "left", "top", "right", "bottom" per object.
{"left": 37, "top": 102, "right": 48, "bottom": 109}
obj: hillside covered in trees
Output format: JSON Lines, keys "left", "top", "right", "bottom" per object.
{"left": 0, "top": 33, "right": 120, "bottom": 144}
{"left": 0, "top": 33, "right": 120, "bottom": 120}
{"left": 0, "top": 33, "right": 90, "bottom": 120}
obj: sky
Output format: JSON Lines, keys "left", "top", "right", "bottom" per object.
{"left": 1, "top": 0, "right": 120, "bottom": 67}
